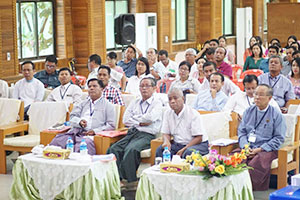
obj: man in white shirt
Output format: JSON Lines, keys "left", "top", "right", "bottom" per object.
{"left": 107, "top": 77, "right": 163, "bottom": 183}
{"left": 50, "top": 78, "right": 116, "bottom": 155}
{"left": 0, "top": 79, "right": 9, "bottom": 98}
{"left": 13, "top": 61, "right": 44, "bottom": 119}
{"left": 156, "top": 88, "right": 209, "bottom": 158}
{"left": 223, "top": 75, "right": 280, "bottom": 119}
{"left": 200, "top": 61, "right": 240, "bottom": 96}
{"left": 47, "top": 67, "right": 82, "bottom": 105}
{"left": 153, "top": 50, "right": 178, "bottom": 79}
{"left": 184, "top": 48, "right": 198, "bottom": 77}
{"left": 85, "top": 54, "right": 101, "bottom": 88}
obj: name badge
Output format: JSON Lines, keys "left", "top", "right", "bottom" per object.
{"left": 248, "top": 130, "right": 256, "bottom": 143}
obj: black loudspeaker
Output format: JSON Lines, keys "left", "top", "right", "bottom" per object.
{"left": 114, "top": 14, "right": 135, "bottom": 45}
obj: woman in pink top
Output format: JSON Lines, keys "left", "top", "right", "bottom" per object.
{"left": 192, "top": 57, "right": 206, "bottom": 84}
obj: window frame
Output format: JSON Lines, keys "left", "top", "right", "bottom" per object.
{"left": 105, "top": 0, "right": 129, "bottom": 51}
{"left": 16, "top": 0, "right": 56, "bottom": 61}
{"left": 172, "top": 0, "right": 188, "bottom": 43}
{"left": 222, "top": 0, "right": 234, "bottom": 36}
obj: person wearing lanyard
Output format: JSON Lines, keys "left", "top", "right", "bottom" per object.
{"left": 156, "top": 87, "right": 209, "bottom": 158}
{"left": 258, "top": 55, "right": 295, "bottom": 113}
{"left": 107, "top": 77, "right": 163, "bottom": 186}
{"left": 46, "top": 67, "right": 82, "bottom": 105}
{"left": 50, "top": 78, "right": 116, "bottom": 155}
{"left": 223, "top": 75, "right": 280, "bottom": 120}
{"left": 236, "top": 84, "right": 286, "bottom": 191}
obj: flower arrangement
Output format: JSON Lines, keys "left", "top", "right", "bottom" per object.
{"left": 181, "top": 145, "right": 252, "bottom": 180}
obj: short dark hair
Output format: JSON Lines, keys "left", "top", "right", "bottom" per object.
{"left": 243, "top": 74, "right": 258, "bottom": 86}
{"left": 250, "top": 43, "right": 263, "bottom": 58}
{"left": 210, "top": 39, "right": 219, "bottom": 45}
{"left": 58, "top": 67, "right": 72, "bottom": 75}
{"left": 135, "top": 57, "right": 150, "bottom": 76}
{"left": 293, "top": 50, "right": 300, "bottom": 57}
{"left": 210, "top": 72, "right": 224, "bottom": 82}
{"left": 158, "top": 49, "right": 168, "bottom": 57}
{"left": 270, "top": 38, "right": 280, "bottom": 45}
{"left": 21, "top": 61, "right": 35, "bottom": 70}
{"left": 87, "top": 78, "right": 104, "bottom": 88}
{"left": 107, "top": 52, "right": 117, "bottom": 60}
{"left": 179, "top": 61, "right": 192, "bottom": 72}
{"left": 140, "top": 77, "right": 156, "bottom": 87}
{"left": 89, "top": 54, "right": 101, "bottom": 65}
{"left": 196, "top": 57, "right": 207, "bottom": 64}
{"left": 45, "top": 55, "right": 58, "bottom": 64}
{"left": 218, "top": 35, "right": 227, "bottom": 42}
{"left": 291, "top": 42, "right": 300, "bottom": 50}
{"left": 268, "top": 45, "right": 279, "bottom": 54}
{"left": 203, "top": 61, "right": 216, "bottom": 70}
{"left": 286, "top": 46, "right": 296, "bottom": 52}
{"left": 215, "top": 46, "right": 227, "bottom": 56}
{"left": 205, "top": 48, "right": 215, "bottom": 55}
{"left": 258, "top": 84, "right": 273, "bottom": 96}
{"left": 98, "top": 65, "right": 111, "bottom": 75}
{"left": 127, "top": 45, "right": 136, "bottom": 54}
{"left": 291, "top": 58, "right": 300, "bottom": 78}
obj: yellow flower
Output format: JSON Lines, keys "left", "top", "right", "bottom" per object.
{"left": 244, "top": 144, "right": 249, "bottom": 149}
{"left": 192, "top": 153, "right": 199, "bottom": 160}
{"left": 194, "top": 159, "right": 201, "bottom": 167}
{"left": 241, "top": 149, "right": 245, "bottom": 153}
{"left": 185, "top": 155, "right": 193, "bottom": 163}
{"left": 214, "top": 165, "right": 225, "bottom": 175}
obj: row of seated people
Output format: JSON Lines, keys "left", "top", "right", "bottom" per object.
{"left": 44, "top": 74, "right": 289, "bottom": 191}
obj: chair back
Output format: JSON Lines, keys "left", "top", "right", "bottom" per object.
{"left": 81, "top": 91, "right": 89, "bottom": 100}
{"left": 287, "top": 99, "right": 300, "bottom": 109}
{"left": 156, "top": 79, "right": 174, "bottom": 93}
{"left": 27, "top": 102, "right": 69, "bottom": 135}
{"left": 281, "top": 114, "right": 298, "bottom": 148}
{"left": 0, "top": 98, "right": 22, "bottom": 126}
{"left": 198, "top": 111, "right": 232, "bottom": 142}
{"left": 185, "top": 94, "right": 197, "bottom": 106}
{"left": 231, "top": 64, "right": 243, "bottom": 80}
{"left": 43, "top": 89, "right": 52, "bottom": 101}
{"left": 121, "top": 93, "right": 136, "bottom": 108}
{"left": 175, "top": 52, "right": 185, "bottom": 64}
{"left": 240, "top": 69, "right": 263, "bottom": 79}
{"left": 8, "top": 87, "right": 14, "bottom": 98}
{"left": 153, "top": 93, "right": 169, "bottom": 106}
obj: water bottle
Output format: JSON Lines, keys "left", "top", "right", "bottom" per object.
{"left": 163, "top": 147, "right": 171, "bottom": 162}
{"left": 80, "top": 139, "right": 88, "bottom": 155}
{"left": 66, "top": 137, "right": 74, "bottom": 153}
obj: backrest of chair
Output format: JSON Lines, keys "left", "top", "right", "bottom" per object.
{"left": 81, "top": 91, "right": 89, "bottom": 100}
{"left": 113, "top": 104, "right": 121, "bottom": 129}
{"left": 288, "top": 104, "right": 299, "bottom": 114}
{"left": 8, "top": 87, "right": 14, "bottom": 98}
{"left": 27, "top": 102, "right": 69, "bottom": 135}
{"left": 281, "top": 114, "right": 298, "bottom": 148}
{"left": 175, "top": 52, "right": 185, "bottom": 64}
{"left": 185, "top": 94, "right": 197, "bottom": 106}
{"left": 0, "top": 98, "right": 22, "bottom": 126}
{"left": 43, "top": 89, "right": 52, "bottom": 101}
{"left": 156, "top": 79, "right": 174, "bottom": 94}
{"left": 287, "top": 99, "right": 300, "bottom": 109}
{"left": 118, "top": 105, "right": 126, "bottom": 129}
{"left": 231, "top": 65, "right": 243, "bottom": 80}
{"left": 122, "top": 93, "right": 136, "bottom": 108}
{"left": 229, "top": 112, "right": 239, "bottom": 138}
{"left": 240, "top": 69, "right": 264, "bottom": 79}
{"left": 198, "top": 111, "right": 231, "bottom": 142}
{"left": 153, "top": 93, "right": 169, "bottom": 106}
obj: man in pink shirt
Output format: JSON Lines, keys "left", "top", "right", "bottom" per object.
{"left": 214, "top": 46, "right": 232, "bottom": 79}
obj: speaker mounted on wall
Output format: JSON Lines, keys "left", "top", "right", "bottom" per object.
{"left": 114, "top": 14, "right": 136, "bottom": 45}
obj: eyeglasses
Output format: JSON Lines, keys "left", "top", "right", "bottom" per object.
{"left": 139, "top": 85, "right": 153, "bottom": 89}
{"left": 46, "top": 65, "right": 56, "bottom": 68}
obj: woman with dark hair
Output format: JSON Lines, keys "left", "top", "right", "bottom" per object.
{"left": 169, "top": 61, "right": 201, "bottom": 94}
{"left": 218, "top": 35, "right": 235, "bottom": 64}
{"left": 192, "top": 57, "right": 207, "bottom": 84}
{"left": 125, "top": 57, "right": 153, "bottom": 96}
{"left": 288, "top": 58, "right": 300, "bottom": 99}
{"left": 286, "top": 35, "right": 298, "bottom": 48}
{"left": 243, "top": 36, "right": 257, "bottom": 62}
{"left": 243, "top": 43, "right": 265, "bottom": 71}
{"left": 291, "top": 42, "right": 300, "bottom": 51}
{"left": 107, "top": 51, "right": 126, "bottom": 92}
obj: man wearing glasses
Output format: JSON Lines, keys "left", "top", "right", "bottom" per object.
{"left": 34, "top": 55, "right": 60, "bottom": 89}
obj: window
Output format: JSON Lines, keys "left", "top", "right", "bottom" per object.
{"left": 105, "top": 0, "right": 128, "bottom": 50}
{"left": 171, "top": 0, "right": 187, "bottom": 42}
{"left": 264, "top": 0, "right": 270, "bottom": 31}
{"left": 222, "top": 0, "right": 233, "bottom": 36}
{"left": 16, "top": 0, "right": 55, "bottom": 60}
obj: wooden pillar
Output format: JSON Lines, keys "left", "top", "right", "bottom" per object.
{"left": 157, "top": 0, "right": 172, "bottom": 53}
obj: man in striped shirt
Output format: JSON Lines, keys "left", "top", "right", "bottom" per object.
{"left": 97, "top": 65, "right": 124, "bottom": 105}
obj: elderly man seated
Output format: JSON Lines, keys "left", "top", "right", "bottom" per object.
{"left": 156, "top": 88, "right": 209, "bottom": 158}
{"left": 223, "top": 74, "right": 280, "bottom": 119}
{"left": 107, "top": 77, "right": 163, "bottom": 184}
{"left": 50, "top": 78, "right": 116, "bottom": 155}
{"left": 193, "top": 72, "right": 228, "bottom": 111}
{"left": 46, "top": 67, "right": 82, "bottom": 105}
{"left": 34, "top": 55, "right": 60, "bottom": 89}
{"left": 200, "top": 61, "right": 239, "bottom": 96}
{"left": 236, "top": 84, "right": 286, "bottom": 191}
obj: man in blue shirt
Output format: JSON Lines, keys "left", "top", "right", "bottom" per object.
{"left": 193, "top": 72, "right": 228, "bottom": 111}
{"left": 117, "top": 45, "right": 142, "bottom": 78}
{"left": 238, "top": 84, "right": 286, "bottom": 190}
{"left": 258, "top": 55, "right": 295, "bottom": 112}
{"left": 259, "top": 45, "right": 279, "bottom": 73}
{"left": 34, "top": 55, "right": 60, "bottom": 89}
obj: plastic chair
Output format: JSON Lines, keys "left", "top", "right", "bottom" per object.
{"left": 240, "top": 69, "right": 264, "bottom": 80}
{"left": 156, "top": 79, "right": 174, "bottom": 94}
{"left": 231, "top": 65, "right": 243, "bottom": 80}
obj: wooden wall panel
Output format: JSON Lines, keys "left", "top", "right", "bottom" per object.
{"left": 187, "top": 0, "right": 196, "bottom": 41}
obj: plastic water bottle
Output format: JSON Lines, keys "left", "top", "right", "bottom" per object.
{"left": 66, "top": 137, "right": 74, "bottom": 153}
{"left": 163, "top": 147, "right": 171, "bottom": 162}
{"left": 80, "top": 139, "right": 88, "bottom": 155}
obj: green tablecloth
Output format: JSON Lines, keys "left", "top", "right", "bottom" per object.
{"left": 10, "top": 159, "right": 124, "bottom": 200}
{"left": 136, "top": 167, "right": 254, "bottom": 200}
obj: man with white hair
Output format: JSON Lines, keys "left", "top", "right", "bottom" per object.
{"left": 184, "top": 48, "right": 198, "bottom": 77}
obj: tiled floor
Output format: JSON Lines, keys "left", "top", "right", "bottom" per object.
{"left": 0, "top": 153, "right": 276, "bottom": 200}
